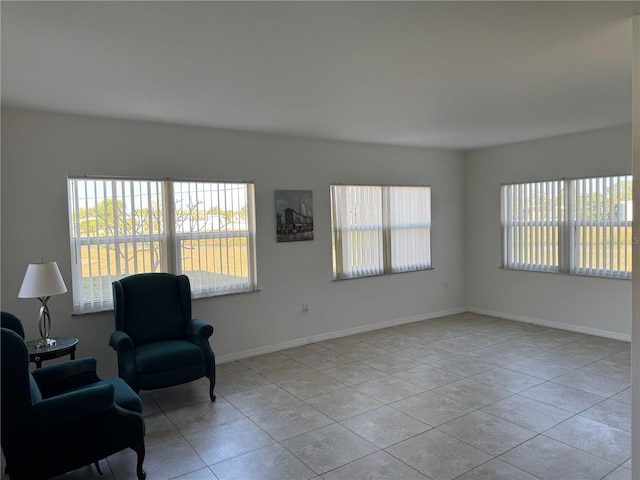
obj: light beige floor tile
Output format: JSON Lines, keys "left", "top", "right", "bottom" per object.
{"left": 433, "top": 378, "right": 512, "bottom": 409}
{"left": 464, "top": 347, "right": 531, "bottom": 366}
{"left": 277, "top": 371, "right": 345, "bottom": 399}
{"left": 391, "top": 391, "right": 474, "bottom": 427}
{"left": 362, "top": 335, "right": 421, "bottom": 352}
{"left": 581, "top": 398, "right": 631, "bottom": 432}
{"left": 108, "top": 436, "right": 206, "bottom": 480}
{"left": 352, "top": 375, "right": 425, "bottom": 404}
{"left": 532, "top": 349, "right": 598, "bottom": 369}
{"left": 395, "top": 345, "right": 457, "bottom": 363}
{"left": 481, "top": 394, "right": 573, "bottom": 432}
{"left": 321, "top": 342, "right": 388, "bottom": 360}
{"left": 166, "top": 397, "right": 245, "bottom": 435}
{"left": 603, "top": 466, "right": 632, "bottom": 480}
{"left": 305, "top": 387, "right": 383, "bottom": 421}
{"left": 545, "top": 416, "right": 631, "bottom": 464}
{"left": 470, "top": 367, "right": 544, "bottom": 393}
{"left": 171, "top": 468, "right": 217, "bottom": 479}
{"left": 360, "top": 352, "right": 425, "bottom": 374}
{"left": 455, "top": 458, "right": 539, "bottom": 480}
{"left": 499, "top": 435, "right": 617, "bottom": 480}
{"left": 225, "top": 383, "right": 299, "bottom": 416}
{"left": 317, "top": 336, "right": 364, "bottom": 350}
{"left": 578, "top": 359, "right": 631, "bottom": 383}
{"left": 295, "top": 350, "right": 354, "bottom": 370}
{"left": 386, "top": 429, "right": 491, "bottom": 480}
{"left": 143, "top": 412, "right": 181, "bottom": 445}
{"left": 252, "top": 358, "right": 315, "bottom": 382}
{"left": 393, "top": 364, "right": 464, "bottom": 390}
{"left": 438, "top": 410, "right": 536, "bottom": 456}
{"left": 281, "top": 423, "right": 378, "bottom": 475}
{"left": 426, "top": 336, "right": 490, "bottom": 353}
{"left": 140, "top": 392, "right": 162, "bottom": 416}
{"left": 321, "top": 362, "right": 387, "bottom": 386}
{"left": 321, "top": 451, "right": 429, "bottom": 480}
{"left": 429, "top": 354, "right": 497, "bottom": 376}
{"left": 340, "top": 406, "right": 431, "bottom": 448}
{"left": 214, "top": 370, "right": 271, "bottom": 397}
{"left": 148, "top": 380, "right": 214, "bottom": 412}
{"left": 239, "top": 351, "right": 290, "bottom": 369}
{"left": 184, "top": 417, "right": 275, "bottom": 465}
{"left": 481, "top": 340, "right": 549, "bottom": 357}
{"left": 561, "top": 342, "right": 629, "bottom": 359}
{"left": 551, "top": 370, "right": 629, "bottom": 397}
{"left": 519, "top": 382, "right": 606, "bottom": 413}
{"left": 502, "top": 357, "right": 573, "bottom": 380}
{"left": 210, "top": 444, "right": 316, "bottom": 480}
{"left": 611, "top": 387, "right": 631, "bottom": 404}
{"left": 280, "top": 343, "right": 328, "bottom": 358}
{"left": 89, "top": 316, "right": 632, "bottom": 480}
{"left": 249, "top": 402, "right": 333, "bottom": 441}
{"left": 216, "top": 361, "right": 250, "bottom": 377}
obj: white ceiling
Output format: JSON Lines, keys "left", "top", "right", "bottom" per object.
{"left": 2, "top": 1, "right": 639, "bottom": 150}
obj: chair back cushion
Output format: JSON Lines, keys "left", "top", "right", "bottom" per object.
{"left": 1, "top": 328, "right": 40, "bottom": 430}
{"left": 1, "top": 311, "right": 25, "bottom": 339}
{"left": 113, "top": 273, "right": 192, "bottom": 346}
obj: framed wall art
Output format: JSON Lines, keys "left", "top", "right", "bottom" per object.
{"left": 275, "top": 190, "right": 314, "bottom": 242}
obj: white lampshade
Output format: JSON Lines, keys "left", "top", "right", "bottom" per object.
{"left": 18, "top": 261, "right": 68, "bottom": 298}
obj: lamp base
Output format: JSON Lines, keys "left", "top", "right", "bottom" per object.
{"left": 35, "top": 337, "right": 56, "bottom": 348}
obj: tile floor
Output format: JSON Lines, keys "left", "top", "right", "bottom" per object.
{"left": 20, "top": 313, "right": 636, "bottom": 479}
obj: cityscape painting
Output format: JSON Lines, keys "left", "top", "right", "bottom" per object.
{"left": 275, "top": 190, "right": 314, "bottom": 242}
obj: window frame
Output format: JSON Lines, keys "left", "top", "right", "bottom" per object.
{"left": 330, "top": 184, "right": 432, "bottom": 280}
{"left": 67, "top": 176, "right": 257, "bottom": 314}
{"left": 501, "top": 175, "right": 632, "bottom": 279}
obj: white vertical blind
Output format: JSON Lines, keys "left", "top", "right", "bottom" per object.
{"left": 331, "top": 184, "right": 431, "bottom": 279}
{"left": 68, "top": 177, "right": 256, "bottom": 313}
{"left": 502, "top": 175, "right": 632, "bottom": 279}
{"left": 502, "top": 180, "right": 561, "bottom": 272}
{"left": 572, "top": 175, "right": 632, "bottom": 278}
{"left": 388, "top": 186, "right": 431, "bottom": 272}
{"left": 173, "top": 181, "right": 254, "bottom": 297}
{"left": 331, "top": 185, "right": 383, "bottom": 278}
{"left": 68, "top": 178, "right": 165, "bottom": 313}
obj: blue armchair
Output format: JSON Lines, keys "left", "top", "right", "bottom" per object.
{"left": 110, "top": 273, "right": 216, "bottom": 401}
{"left": 1, "top": 324, "right": 146, "bottom": 480}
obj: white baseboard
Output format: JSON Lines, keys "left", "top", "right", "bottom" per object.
{"left": 467, "top": 306, "right": 631, "bottom": 343}
{"left": 216, "top": 306, "right": 468, "bottom": 364}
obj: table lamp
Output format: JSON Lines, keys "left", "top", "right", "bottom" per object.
{"left": 18, "top": 260, "right": 67, "bottom": 348}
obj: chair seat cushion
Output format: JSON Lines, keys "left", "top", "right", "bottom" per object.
{"left": 135, "top": 340, "right": 205, "bottom": 374}
{"left": 66, "top": 377, "right": 142, "bottom": 413}
{"left": 99, "top": 378, "right": 144, "bottom": 413}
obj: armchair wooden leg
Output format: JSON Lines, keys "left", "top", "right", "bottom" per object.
{"left": 131, "top": 442, "right": 146, "bottom": 480}
{"left": 207, "top": 372, "right": 216, "bottom": 401}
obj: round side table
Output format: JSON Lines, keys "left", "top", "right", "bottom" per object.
{"left": 26, "top": 337, "right": 79, "bottom": 368}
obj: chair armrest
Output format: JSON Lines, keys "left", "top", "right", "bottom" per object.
{"left": 186, "top": 319, "right": 215, "bottom": 376}
{"left": 32, "top": 357, "right": 100, "bottom": 398}
{"left": 28, "top": 384, "right": 115, "bottom": 429}
{"left": 186, "top": 318, "right": 213, "bottom": 342}
{"left": 109, "top": 330, "right": 134, "bottom": 351}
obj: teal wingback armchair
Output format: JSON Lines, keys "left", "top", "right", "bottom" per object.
{"left": 1, "top": 325, "right": 146, "bottom": 480}
{"left": 110, "top": 273, "right": 216, "bottom": 401}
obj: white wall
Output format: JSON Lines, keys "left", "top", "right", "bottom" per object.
{"left": 464, "top": 125, "right": 633, "bottom": 339}
{"left": 1, "top": 108, "right": 466, "bottom": 377}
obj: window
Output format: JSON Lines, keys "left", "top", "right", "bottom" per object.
{"left": 330, "top": 185, "right": 431, "bottom": 279}
{"left": 501, "top": 175, "right": 632, "bottom": 279}
{"left": 68, "top": 177, "right": 256, "bottom": 313}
